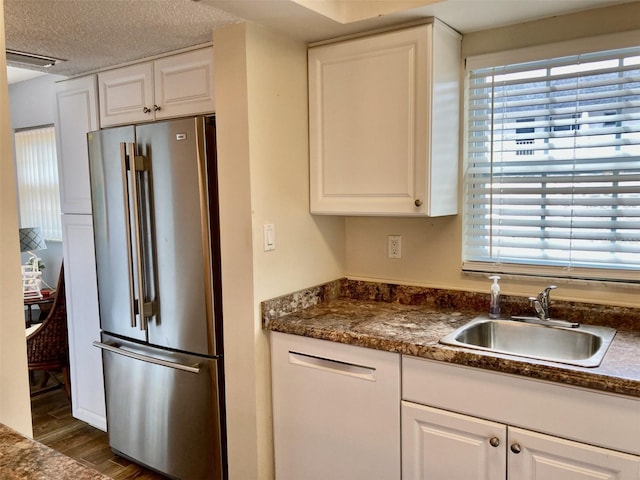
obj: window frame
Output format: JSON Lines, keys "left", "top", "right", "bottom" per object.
{"left": 14, "top": 124, "right": 62, "bottom": 242}
{"left": 462, "top": 32, "right": 640, "bottom": 283}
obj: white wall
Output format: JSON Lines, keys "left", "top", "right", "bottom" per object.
{"left": 214, "top": 22, "right": 345, "bottom": 480}
{"left": 0, "top": 0, "right": 33, "bottom": 436}
{"left": 9, "top": 74, "right": 65, "bottom": 128}
{"left": 9, "top": 74, "right": 66, "bottom": 289}
{"left": 213, "top": 7, "right": 639, "bottom": 478}
{"left": 345, "top": 2, "right": 640, "bottom": 308}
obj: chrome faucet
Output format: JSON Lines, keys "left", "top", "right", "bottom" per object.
{"left": 512, "top": 285, "right": 580, "bottom": 328}
{"left": 530, "top": 285, "right": 557, "bottom": 321}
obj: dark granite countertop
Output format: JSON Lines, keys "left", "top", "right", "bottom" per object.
{"left": 0, "top": 424, "right": 110, "bottom": 480}
{"left": 262, "top": 279, "right": 640, "bottom": 398}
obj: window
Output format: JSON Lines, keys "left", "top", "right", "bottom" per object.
{"left": 14, "top": 126, "right": 62, "bottom": 241}
{"left": 464, "top": 45, "right": 640, "bottom": 282}
{"left": 515, "top": 118, "right": 535, "bottom": 156}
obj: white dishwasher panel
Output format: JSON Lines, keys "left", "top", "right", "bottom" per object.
{"left": 271, "top": 332, "right": 401, "bottom": 480}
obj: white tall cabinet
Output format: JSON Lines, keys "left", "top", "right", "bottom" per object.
{"left": 53, "top": 46, "right": 217, "bottom": 433}
{"left": 55, "top": 75, "right": 107, "bottom": 430}
{"left": 60, "top": 215, "right": 106, "bottom": 430}
{"left": 55, "top": 75, "right": 98, "bottom": 214}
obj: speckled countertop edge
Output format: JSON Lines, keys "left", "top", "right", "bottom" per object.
{"left": 262, "top": 279, "right": 640, "bottom": 398}
{"left": 0, "top": 424, "right": 110, "bottom": 480}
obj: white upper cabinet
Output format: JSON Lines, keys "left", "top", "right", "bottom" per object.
{"left": 55, "top": 75, "right": 99, "bottom": 214}
{"left": 98, "top": 62, "right": 154, "bottom": 126}
{"left": 153, "top": 48, "right": 215, "bottom": 120}
{"left": 309, "top": 21, "right": 461, "bottom": 216}
{"left": 98, "top": 47, "right": 215, "bottom": 127}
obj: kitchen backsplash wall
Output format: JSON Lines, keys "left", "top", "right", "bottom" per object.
{"left": 262, "top": 278, "right": 640, "bottom": 331}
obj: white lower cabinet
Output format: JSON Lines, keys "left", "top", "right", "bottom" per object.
{"left": 271, "top": 332, "right": 401, "bottom": 480}
{"left": 401, "top": 356, "right": 640, "bottom": 480}
{"left": 402, "top": 401, "right": 640, "bottom": 480}
{"left": 402, "top": 402, "right": 505, "bottom": 480}
{"left": 509, "top": 426, "right": 640, "bottom": 480}
{"left": 270, "top": 338, "right": 640, "bottom": 480}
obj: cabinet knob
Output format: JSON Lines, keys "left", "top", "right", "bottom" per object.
{"left": 489, "top": 437, "right": 500, "bottom": 448}
{"left": 153, "top": 104, "right": 162, "bottom": 112}
{"left": 143, "top": 106, "right": 151, "bottom": 114}
{"left": 510, "top": 443, "right": 522, "bottom": 454}
{"left": 414, "top": 199, "right": 423, "bottom": 207}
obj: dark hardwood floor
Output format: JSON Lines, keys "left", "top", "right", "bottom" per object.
{"left": 30, "top": 371, "right": 168, "bottom": 480}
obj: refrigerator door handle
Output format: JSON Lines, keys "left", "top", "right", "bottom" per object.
{"left": 120, "top": 142, "right": 138, "bottom": 329}
{"left": 127, "top": 142, "right": 148, "bottom": 331}
{"left": 93, "top": 341, "right": 201, "bottom": 374}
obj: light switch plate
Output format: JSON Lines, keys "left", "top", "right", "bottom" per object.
{"left": 264, "top": 224, "right": 276, "bottom": 251}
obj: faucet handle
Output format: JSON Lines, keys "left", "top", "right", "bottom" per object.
{"left": 538, "top": 285, "right": 557, "bottom": 303}
{"left": 529, "top": 296, "right": 546, "bottom": 319}
{"left": 536, "top": 285, "right": 557, "bottom": 320}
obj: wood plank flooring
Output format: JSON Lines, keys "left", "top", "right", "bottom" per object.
{"left": 30, "top": 371, "right": 168, "bottom": 480}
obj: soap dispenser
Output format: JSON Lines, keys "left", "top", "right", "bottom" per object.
{"left": 488, "top": 275, "right": 501, "bottom": 319}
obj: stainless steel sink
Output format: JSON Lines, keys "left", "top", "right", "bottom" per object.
{"left": 439, "top": 316, "right": 616, "bottom": 367}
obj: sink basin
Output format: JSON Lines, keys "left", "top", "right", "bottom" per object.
{"left": 439, "top": 316, "right": 616, "bottom": 367}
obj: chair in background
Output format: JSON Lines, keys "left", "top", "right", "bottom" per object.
{"left": 26, "top": 263, "right": 71, "bottom": 400}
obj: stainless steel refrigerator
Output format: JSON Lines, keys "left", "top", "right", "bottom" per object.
{"left": 89, "top": 116, "right": 226, "bottom": 480}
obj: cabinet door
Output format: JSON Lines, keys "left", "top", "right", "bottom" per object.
{"left": 55, "top": 75, "right": 99, "bottom": 214}
{"left": 509, "top": 427, "right": 640, "bottom": 480}
{"left": 61, "top": 214, "right": 107, "bottom": 431}
{"left": 271, "top": 332, "right": 401, "bottom": 480}
{"left": 309, "top": 25, "right": 429, "bottom": 216}
{"left": 402, "top": 401, "right": 506, "bottom": 480}
{"left": 309, "top": 22, "right": 460, "bottom": 216}
{"left": 98, "top": 62, "right": 154, "bottom": 127}
{"left": 153, "top": 47, "right": 215, "bottom": 119}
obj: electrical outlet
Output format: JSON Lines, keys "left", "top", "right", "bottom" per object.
{"left": 388, "top": 235, "right": 401, "bottom": 259}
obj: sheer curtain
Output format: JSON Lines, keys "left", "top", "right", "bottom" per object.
{"left": 14, "top": 126, "right": 62, "bottom": 241}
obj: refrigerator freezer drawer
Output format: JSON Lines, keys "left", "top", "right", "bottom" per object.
{"left": 97, "top": 335, "right": 225, "bottom": 479}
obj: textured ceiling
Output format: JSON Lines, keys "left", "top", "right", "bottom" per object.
{"left": 4, "top": 0, "right": 635, "bottom": 82}
{"left": 4, "top": 0, "right": 241, "bottom": 77}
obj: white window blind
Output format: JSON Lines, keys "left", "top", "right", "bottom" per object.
{"left": 464, "top": 46, "right": 640, "bottom": 282}
{"left": 14, "top": 126, "right": 62, "bottom": 241}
